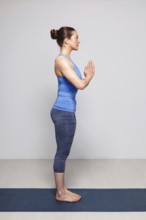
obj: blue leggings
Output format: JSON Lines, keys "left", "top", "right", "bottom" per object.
{"left": 50, "top": 108, "right": 76, "bottom": 173}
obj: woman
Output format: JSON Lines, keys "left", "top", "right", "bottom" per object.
{"left": 50, "top": 26, "right": 95, "bottom": 202}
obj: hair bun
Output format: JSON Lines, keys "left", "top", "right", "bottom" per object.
{"left": 50, "top": 29, "right": 58, "bottom": 39}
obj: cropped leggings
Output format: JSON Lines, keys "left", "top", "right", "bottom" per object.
{"left": 50, "top": 108, "right": 76, "bottom": 173}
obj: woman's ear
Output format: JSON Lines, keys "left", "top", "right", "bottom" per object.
{"left": 64, "top": 38, "right": 70, "bottom": 45}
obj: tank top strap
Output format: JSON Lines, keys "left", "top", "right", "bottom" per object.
{"left": 57, "top": 53, "right": 75, "bottom": 65}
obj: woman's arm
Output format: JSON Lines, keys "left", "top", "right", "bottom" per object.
{"left": 56, "top": 57, "right": 95, "bottom": 90}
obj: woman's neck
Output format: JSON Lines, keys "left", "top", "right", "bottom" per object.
{"left": 60, "top": 48, "right": 71, "bottom": 58}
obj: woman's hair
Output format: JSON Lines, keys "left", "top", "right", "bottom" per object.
{"left": 50, "top": 26, "right": 75, "bottom": 47}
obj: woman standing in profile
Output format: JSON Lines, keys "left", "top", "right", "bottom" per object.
{"left": 50, "top": 26, "right": 95, "bottom": 202}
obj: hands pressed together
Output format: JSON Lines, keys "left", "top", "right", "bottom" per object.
{"left": 84, "top": 60, "right": 95, "bottom": 79}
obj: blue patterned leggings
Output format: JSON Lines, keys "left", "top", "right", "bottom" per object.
{"left": 50, "top": 108, "right": 76, "bottom": 173}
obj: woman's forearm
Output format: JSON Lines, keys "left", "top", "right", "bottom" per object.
{"left": 79, "top": 75, "right": 93, "bottom": 90}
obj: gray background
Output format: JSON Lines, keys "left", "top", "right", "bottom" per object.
{"left": 0, "top": 0, "right": 146, "bottom": 159}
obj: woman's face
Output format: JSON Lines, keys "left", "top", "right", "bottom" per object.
{"left": 68, "top": 31, "right": 80, "bottom": 50}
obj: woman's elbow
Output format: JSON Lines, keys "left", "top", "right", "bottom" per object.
{"left": 74, "top": 80, "right": 87, "bottom": 90}
{"left": 78, "top": 85, "right": 85, "bottom": 90}
{"left": 78, "top": 80, "right": 88, "bottom": 90}
{"left": 76, "top": 82, "right": 85, "bottom": 90}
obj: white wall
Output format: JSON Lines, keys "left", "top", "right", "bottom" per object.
{"left": 0, "top": 0, "right": 146, "bottom": 159}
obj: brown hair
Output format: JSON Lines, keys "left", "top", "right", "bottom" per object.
{"left": 50, "top": 26, "right": 75, "bottom": 47}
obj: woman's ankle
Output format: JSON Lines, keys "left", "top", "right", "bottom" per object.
{"left": 56, "top": 187, "right": 67, "bottom": 196}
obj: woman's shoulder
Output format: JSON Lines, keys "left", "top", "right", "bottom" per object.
{"left": 55, "top": 55, "right": 73, "bottom": 68}
{"left": 55, "top": 55, "right": 64, "bottom": 63}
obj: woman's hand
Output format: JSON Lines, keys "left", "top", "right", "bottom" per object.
{"left": 84, "top": 60, "right": 95, "bottom": 79}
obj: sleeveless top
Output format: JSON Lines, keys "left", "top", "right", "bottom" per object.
{"left": 52, "top": 54, "right": 82, "bottom": 112}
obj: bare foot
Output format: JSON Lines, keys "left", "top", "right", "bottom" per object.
{"left": 56, "top": 189, "right": 81, "bottom": 202}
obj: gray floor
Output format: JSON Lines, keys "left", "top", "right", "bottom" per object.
{"left": 0, "top": 159, "right": 146, "bottom": 219}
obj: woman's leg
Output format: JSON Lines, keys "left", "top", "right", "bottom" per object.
{"left": 51, "top": 108, "right": 81, "bottom": 202}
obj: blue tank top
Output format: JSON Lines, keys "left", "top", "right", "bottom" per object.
{"left": 52, "top": 54, "right": 82, "bottom": 112}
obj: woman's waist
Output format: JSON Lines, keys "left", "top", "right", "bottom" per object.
{"left": 53, "top": 97, "right": 77, "bottom": 112}
{"left": 57, "top": 91, "right": 76, "bottom": 98}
